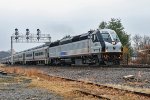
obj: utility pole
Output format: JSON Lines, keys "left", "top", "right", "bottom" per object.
{"left": 11, "top": 36, "right": 13, "bottom": 65}
{"left": 10, "top": 28, "right": 51, "bottom": 65}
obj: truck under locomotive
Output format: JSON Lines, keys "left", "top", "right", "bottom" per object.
{"left": 1, "top": 29, "right": 123, "bottom": 65}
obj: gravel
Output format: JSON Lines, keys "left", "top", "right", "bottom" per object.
{"left": 40, "top": 66, "right": 150, "bottom": 88}
{"left": 0, "top": 74, "right": 63, "bottom": 100}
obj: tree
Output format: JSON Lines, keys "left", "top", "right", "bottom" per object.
{"left": 133, "top": 34, "right": 142, "bottom": 50}
{"left": 132, "top": 34, "right": 150, "bottom": 64}
{"left": 99, "top": 21, "right": 107, "bottom": 29}
{"left": 143, "top": 36, "right": 150, "bottom": 49}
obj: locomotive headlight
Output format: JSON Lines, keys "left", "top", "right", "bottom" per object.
{"left": 112, "top": 41, "right": 116, "bottom": 45}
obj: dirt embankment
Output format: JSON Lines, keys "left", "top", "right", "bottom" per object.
{"left": 0, "top": 73, "right": 63, "bottom": 100}
{"left": 0, "top": 64, "right": 150, "bottom": 100}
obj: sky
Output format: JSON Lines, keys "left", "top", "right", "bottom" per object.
{"left": 0, "top": 0, "right": 150, "bottom": 51}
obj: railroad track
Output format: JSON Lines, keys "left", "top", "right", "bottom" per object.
{"left": 80, "top": 64, "right": 150, "bottom": 68}
{"left": 7, "top": 65, "right": 150, "bottom": 68}
{"left": 43, "top": 74, "right": 150, "bottom": 98}
{"left": 74, "top": 90, "right": 110, "bottom": 100}
{"left": 3, "top": 63, "right": 150, "bottom": 68}
{"left": 31, "top": 64, "right": 150, "bottom": 68}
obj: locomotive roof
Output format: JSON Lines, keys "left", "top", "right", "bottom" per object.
{"left": 49, "top": 30, "right": 94, "bottom": 47}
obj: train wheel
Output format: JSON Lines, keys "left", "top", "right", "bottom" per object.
{"left": 114, "top": 61, "right": 120, "bottom": 65}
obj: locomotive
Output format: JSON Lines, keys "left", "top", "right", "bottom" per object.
{"left": 1, "top": 29, "right": 123, "bottom": 65}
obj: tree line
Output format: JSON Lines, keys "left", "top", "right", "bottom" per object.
{"left": 133, "top": 34, "right": 150, "bottom": 50}
{"left": 132, "top": 34, "right": 150, "bottom": 64}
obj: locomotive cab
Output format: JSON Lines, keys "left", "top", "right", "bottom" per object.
{"left": 91, "top": 29, "right": 123, "bottom": 65}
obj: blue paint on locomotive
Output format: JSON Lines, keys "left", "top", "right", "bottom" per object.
{"left": 60, "top": 51, "right": 67, "bottom": 56}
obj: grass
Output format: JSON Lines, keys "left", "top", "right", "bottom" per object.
{"left": 28, "top": 77, "right": 100, "bottom": 100}
{"left": 0, "top": 74, "right": 31, "bottom": 84}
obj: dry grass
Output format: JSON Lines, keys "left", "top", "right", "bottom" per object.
{"left": 28, "top": 78, "right": 99, "bottom": 100}
{"left": 0, "top": 65, "right": 150, "bottom": 100}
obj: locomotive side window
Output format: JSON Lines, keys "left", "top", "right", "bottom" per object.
{"left": 92, "top": 34, "right": 98, "bottom": 42}
{"left": 92, "top": 34, "right": 94, "bottom": 42}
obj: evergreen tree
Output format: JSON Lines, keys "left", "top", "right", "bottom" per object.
{"left": 99, "top": 21, "right": 107, "bottom": 29}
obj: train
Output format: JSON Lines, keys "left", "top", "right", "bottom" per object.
{"left": 1, "top": 29, "right": 123, "bottom": 65}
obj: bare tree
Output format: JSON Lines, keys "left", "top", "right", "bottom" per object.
{"left": 133, "top": 34, "right": 142, "bottom": 50}
{"left": 132, "top": 34, "right": 150, "bottom": 64}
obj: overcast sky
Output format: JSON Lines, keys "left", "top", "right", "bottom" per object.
{"left": 0, "top": 0, "right": 150, "bottom": 51}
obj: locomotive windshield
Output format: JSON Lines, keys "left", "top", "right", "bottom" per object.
{"left": 101, "top": 33, "right": 110, "bottom": 40}
{"left": 97, "top": 30, "right": 120, "bottom": 43}
{"left": 100, "top": 32, "right": 112, "bottom": 43}
{"left": 110, "top": 31, "right": 120, "bottom": 42}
